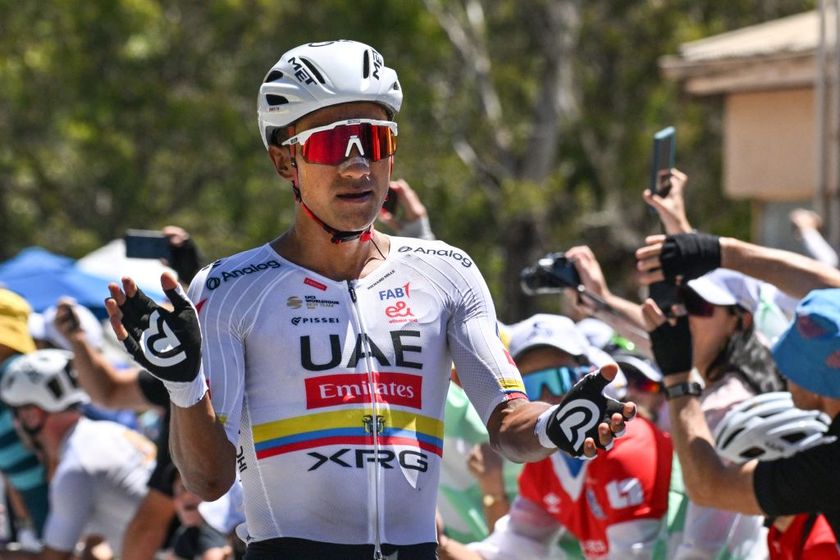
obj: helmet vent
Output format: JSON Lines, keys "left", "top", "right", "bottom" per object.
{"left": 783, "top": 432, "right": 806, "bottom": 444}
{"left": 264, "top": 70, "right": 284, "bottom": 83}
{"left": 298, "top": 57, "right": 325, "bottom": 84}
{"left": 720, "top": 427, "right": 744, "bottom": 449}
{"left": 46, "top": 377, "right": 64, "bottom": 400}
{"left": 741, "top": 447, "right": 765, "bottom": 459}
{"left": 390, "top": 82, "right": 400, "bottom": 91}
{"left": 362, "top": 51, "right": 370, "bottom": 78}
{"left": 266, "top": 95, "right": 289, "bottom": 106}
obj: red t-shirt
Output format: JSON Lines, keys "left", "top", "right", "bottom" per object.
{"left": 518, "top": 416, "right": 672, "bottom": 559}
{"left": 768, "top": 513, "right": 840, "bottom": 560}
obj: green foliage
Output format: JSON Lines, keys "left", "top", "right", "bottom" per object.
{"left": 0, "top": 0, "right": 815, "bottom": 318}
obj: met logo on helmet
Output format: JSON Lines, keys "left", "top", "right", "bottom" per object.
{"left": 288, "top": 56, "right": 316, "bottom": 85}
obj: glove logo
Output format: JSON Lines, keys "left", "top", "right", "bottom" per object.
{"left": 555, "top": 399, "right": 600, "bottom": 453}
{"left": 139, "top": 310, "right": 187, "bottom": 368}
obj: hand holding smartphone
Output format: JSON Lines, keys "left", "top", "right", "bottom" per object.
{"left": 650, "top": 126, "right": 676, "bottom": 198}
{"left": 382, "top": 186, "right": 399, "bottom": 214}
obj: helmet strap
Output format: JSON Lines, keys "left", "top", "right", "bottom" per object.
{"left": 11, "top": 408, "right": 46, "bottom": 451}
{"left": 296, "top": 195, "right": 373, "bottom": 244}
{"left": 289, "top": 144, "right": 373, "bottom": 244}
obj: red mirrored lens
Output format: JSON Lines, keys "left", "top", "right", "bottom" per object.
{"left": 299, "top": 124, "right": 397, "bottom": 165}
{"left": 681, "top": 287, "right": 715, "bottom": 317}
{"left": 628, "top": 376, "right": 661, "bottom": 394}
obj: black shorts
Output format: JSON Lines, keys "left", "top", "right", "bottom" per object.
{"left": 244, "top": 538, "right": 438, "bottom": 560}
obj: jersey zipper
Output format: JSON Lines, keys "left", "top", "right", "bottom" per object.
{"left": 347, "top": 281, "right": 385, "bottom": 560}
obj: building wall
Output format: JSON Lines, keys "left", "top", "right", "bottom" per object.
{"left": 723, "top": 88, "right": 815, "bottom": 201}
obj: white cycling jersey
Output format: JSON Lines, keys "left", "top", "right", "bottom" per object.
{"left": 45, "top": 418, "right": 155, "bottom": 553}
{"left": 188, "top": 236, "right": 526, "bottom": 547}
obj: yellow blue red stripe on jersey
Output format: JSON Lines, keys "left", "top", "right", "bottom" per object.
{"left": 252, "top": 408, "right": 444, "bottom": 460}
{"left": 499, "top": 378, "right": 528, "bottom": 401}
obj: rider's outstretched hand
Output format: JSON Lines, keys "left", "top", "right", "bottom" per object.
{"left": 106, "top": 273, "right": 205, "bottom": 406}
{"left": 539, "top": 364, "right": 635, "bottom": 458}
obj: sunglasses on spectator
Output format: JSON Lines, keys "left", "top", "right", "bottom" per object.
{"left": 680, "top": 287, "right": 716, "bottom": 317}
{"left": 282, "top": 118, "right": 398, "bottom": 165}
{"left": 522, "top": 365, "right": 592, "bottom": 400}
{"left": 625, "top": 373, "right": 662, "bottom": 394}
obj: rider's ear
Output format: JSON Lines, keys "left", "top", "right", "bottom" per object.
{"left": 268, "top": 145, "right": 297, "bottom": 182}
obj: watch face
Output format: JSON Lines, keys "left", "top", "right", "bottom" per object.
{"left": 666, "top": 382, "right": 702, "bottom": 399}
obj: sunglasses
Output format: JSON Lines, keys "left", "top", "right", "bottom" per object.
{"left": 522, "top": 365, "right": 592, "bottom": 400}
{"left": 626, "top": 374, "right": 662, "bottom": 394}
{"left": 282, "top": 118, "right": 398, "bottom": 165}
{"left": 680, "top": 286, "right": 715, "bottom": 317}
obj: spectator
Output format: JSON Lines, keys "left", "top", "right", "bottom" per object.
{"left": 635, "top": 231, "right": 840, "bottom": 301}
{"left": 0, "top": 289, "right": 49, "bottom": 543}
{"left": 711, "top": 391, "right": 839, "bottom": 559}
{"left": 610, "top": 352, "right": 667, "bottom": 432}
{"left": 439, "top": 314, "right": 670, "bottom": 560}
{"left": 377, "top": 178, "right": 436, "bottom": 241}
{"left": 166, "top": 474, "right": 239, "bottom": 560}
{"left": 789, "top": 208, "right": 839, "bottom": 268}
{"left": 0, "top": 349, "right": 156, "bottom": 558}
{"left": 564, "top": 246, "right": 652, "bottom": 356}
{"left": 643, "top": 168, "right": 693, "bottom": 236}
{"left": 641, "top": 288, "right": 840, "bottom": 547}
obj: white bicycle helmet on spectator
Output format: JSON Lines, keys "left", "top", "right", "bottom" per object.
{"left": 1, "top": 349, "right": 89, "bottom": 412}
{"left": 258, "top": 40, "right": 403, "bottom": 149}
{"left": 713, "top": 392, "right": 835, "bottom": 464}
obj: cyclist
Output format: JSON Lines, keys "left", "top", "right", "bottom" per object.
{"left": 712, "top": 391, "right": 839, "bottom": 560}
{"left": 105, "top": 40, "right": 635, "bottom": 560}
{"left": 0, "top": 349, "right": 156, "bottom": 558}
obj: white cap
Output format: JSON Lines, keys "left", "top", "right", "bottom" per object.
{"left": 686, "top": 269, "right": 763, "bottom": 311}
{"left": 509, "top": 314, "right": 626, "bottom": 400}
{"left": 509, "top": 314, "right": 589, "bottom": 360}
{"left": 576, "top": 317, "right": 615, "bottom": 349}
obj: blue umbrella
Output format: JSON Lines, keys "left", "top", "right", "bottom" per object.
{"left": 0, "top": 247, "right": 167, "bottom": 318}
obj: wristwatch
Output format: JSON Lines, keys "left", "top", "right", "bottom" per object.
{"left": 664, "top": 381, "right": 703, "bottom": 400}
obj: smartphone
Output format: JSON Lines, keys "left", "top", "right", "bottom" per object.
{"left": 124, "top": 229, "right": 172, "bottom": 260}
{"left": 382, "top": 187, "right": 399, "bottom": 214}
{"left": 649, "top": 281, "right": 680, "bottom": 317}
{"left": 650, "top": 126, "right": 676, "bottom": 197}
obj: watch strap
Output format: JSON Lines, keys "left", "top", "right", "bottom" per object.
{"left": 664, "top": 381, "right": 703, "bottom": 400}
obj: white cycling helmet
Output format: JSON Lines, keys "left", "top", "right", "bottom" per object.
{"left": 257, "top": 40, "right": 403, "bottom": 149}
{"left": 1, "top": 349, "right": 89, "bottom": 412}
{"left": 713, "top": 392, "right": 836, "bottom": 464}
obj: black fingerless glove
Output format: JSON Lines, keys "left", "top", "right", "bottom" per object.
{"left": 660, "top": 233, "right": 721, "bottom": 282}
{"left": 119, "top": 284, "right": 203, "bottom": 388}
{"left": 542, "top": 370, "right": 625, "bottom": 457}
{"left": 649, "top": 315, "right": 693, "bottom": 375}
